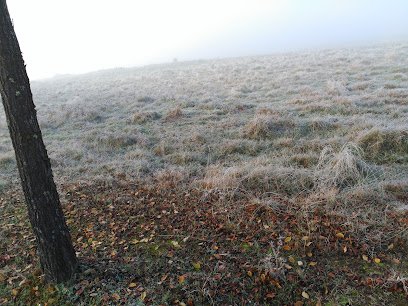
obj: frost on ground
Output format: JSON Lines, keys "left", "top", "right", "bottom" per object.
{"left": 1, "top": 42, "right": 407, "bottom": 187}
{"left": 0, "top": 42, "right": 407, "bottom": 305}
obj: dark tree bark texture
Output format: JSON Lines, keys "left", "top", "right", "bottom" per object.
{"left": 0, "top": 0, "right": 77, "bottom": 282}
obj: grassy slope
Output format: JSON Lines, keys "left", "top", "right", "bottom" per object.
{"left": 0, "top": 42, "right": 407, "bottom": 305}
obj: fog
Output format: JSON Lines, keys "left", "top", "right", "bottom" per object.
{"left": 7, "top": 0, "right": 408, "bottom": 80}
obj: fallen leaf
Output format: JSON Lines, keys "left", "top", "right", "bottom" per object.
{"left": 302, "top": 291, "right": 310, "bottom": 299}
{"left": 270, "top": 278, "right": 282, "bottom": 288}
{"left": 362, "top": 255, "right": 369, "bottom": 261}
{"left": 157, "top": 274, "right": 168, "bottom": 285}
{"left": 170, "top": 240, "right": 181, "bottom": 248}
{"left": 335, "top": 232, "right": 345, "bottom": 239}
{"left": 178, "top": 274, "right": 186, "bottom": 284}
{"left": 392, "top": 258, "right": 401, "bottom": 264}
{"left": 128, "top": 282, "right": 137, "bottom": 288}
{"left": 192, "top": 262, "right": 201, "bottom": 270}
{"left": 284, "top": 236, "right": 292, "bottom": 243}
{"left": 140, "top": 291, "right": 147, "bottom": 301}
{"left": 283, "top": 245, "right": 291, "bottom": 251}
{"left": 75, "top": 287, "right": 84, "bottom": 296}
{"left": 112, "top": 293, "right": 120, "bottom": 301}
{"left": 374, "top": 258, "right": 381, "bottom": 264}
{"left": 309, "top": 261, "right": 317, "bottom": 266}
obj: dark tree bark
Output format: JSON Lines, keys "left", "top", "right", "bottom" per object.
{"left": 0, "top": 0, "right": 77, "bottom": 282}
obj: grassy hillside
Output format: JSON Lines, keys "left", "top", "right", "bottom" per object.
{"left": 0, "top": 42, "right": 407, "bottom": 305}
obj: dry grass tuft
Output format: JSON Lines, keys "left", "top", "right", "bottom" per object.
{"left": 200, "top": 159, "right": 314, "bottom": 196}
{"left": 289, "top": 153, "right": 319, "bottom": 168}
{"left": 260, "top": 240, "right": 288, "bottom": 280}
{"left": 200, "top": 164, "right": 242, "bottom": 190}
{"left": 129, "top": 111, "right": 161, "bottom": 124}
{"left": 90, "top": 131, "right": 148, "bottom": 150}
{"left": 153, "top": 167, "right": 188, "bottom": 189}
{"left": 153, "top": 141, "right": 173, "bottom": 156}
{"left": 314, "top": 143, "right": 378, "bottom": 190}
{"left": 357, "top": 128, "right": 408, "bottom": 163}
{"left": 165, "top": 105, "right": 183, "bottom": 120}
{"left": 243, "top": 114, "right": 294, "bottom": 139}
{"left": 326, "top": 79, "right": 347, "bottom": 96}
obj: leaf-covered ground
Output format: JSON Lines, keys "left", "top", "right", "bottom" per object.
{"left": 1, "top": 179, "right": 407, "bottom": 305}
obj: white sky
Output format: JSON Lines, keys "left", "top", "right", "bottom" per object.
{"left": 7, "top": 0, "right": 408, "bottom": 80}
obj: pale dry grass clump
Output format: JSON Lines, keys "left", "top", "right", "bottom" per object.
{"left": 137, "top": 96, "right": 155, "bottom": 103}
{"left": 40, "top": 104, "right": 104, "bottom": 128}
{"left": 199, "top": 158, "right": 314, "bottom": 196}
{"left": 88, "top": 130, "right": 149, "bottom": 150}
{"left": 243, "top": 114, "right": 294, "bottom": 139}
{"left": 153, "top": 141, "right": 173, "bottom": 156}
{"left": 357, "top": 128, "right": 408, "bottom": 163}
{"left": 217, "top": 139, "right": 260, "bottom": 158}
{"left": 326, "top": 79, "right": 348, "bottom": 96}
{"left": 200, "top": 164, "right": 242, "bottom": 190}
{"left": 289, "top": 153, "right": 319, "bottom": 168}
{"left": 165, "top": 105, "right": 183, "bottom": 120}
{"left": 244, "top": 164, "right": 313, "bottom": 195}
{"left": 260, "top": 240, "right": 289, "bottom": 280}
{"left": 302, "top": 118, "right": 340, "bottom": 134}
{"left": 153, "top": 167, "right": 188, "bottom": 189}
{"left": 129, "top": 111, "right": 161, "bottom": 124}
{"left": 314, "top": 143, "right": 378, "bottom": 190}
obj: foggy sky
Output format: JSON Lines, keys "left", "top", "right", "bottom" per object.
{"left": 7, "top": 0, "right": 408, "bottom": 80}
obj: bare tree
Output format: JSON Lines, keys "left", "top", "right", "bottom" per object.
{"left": 0, "top": 0, "right": 77, "bottom": 282}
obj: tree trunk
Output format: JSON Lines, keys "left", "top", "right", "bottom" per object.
{"left": 0, "top": 0, "right": 77, "bottom": 282}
